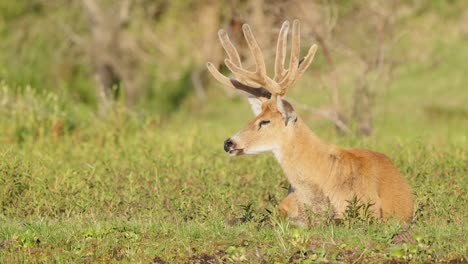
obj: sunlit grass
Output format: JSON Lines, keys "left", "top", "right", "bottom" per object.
{"left": 0, "top": 5, "right": 467, "bottom": 263}
{"left": 0, "top": 77, "right": 466, "bottom": 263}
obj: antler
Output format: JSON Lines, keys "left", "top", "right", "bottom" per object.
{"left": 207, "top": 20, "right": 318, "bottom": 99}
{"left": 275, "top": 20, "right": 319, "bottom": 96}
{"left": 206, "top": 27, "right": 277, "bottom": 99}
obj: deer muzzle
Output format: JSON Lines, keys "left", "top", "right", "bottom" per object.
{"left": 224, "top": 138, "right": 244, "bottom": 156}
{"left": 224, "top": 138, "right": 234, "bottom": 152}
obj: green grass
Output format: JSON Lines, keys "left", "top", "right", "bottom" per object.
{"left": 0, "top": 84, "right": 466, "bottom": 263}
{"left": 1, "top": 8, "right": 468, "bottom": 264}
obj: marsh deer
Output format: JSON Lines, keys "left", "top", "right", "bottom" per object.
{"left": 207, "top": 20, "right": 414, "bottom": 224}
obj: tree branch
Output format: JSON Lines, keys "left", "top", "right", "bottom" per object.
{"left": 82, "top": 0, "right": 103, "bottom": 25}
{"left": 119, "top": 0, "right": 132, "bottom": 27}
{"left": 286, "top": 98, "right": 352, "bottom": 135}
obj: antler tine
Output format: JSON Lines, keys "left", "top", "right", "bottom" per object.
{"left": 206, "top": 62, "right": 272, "bottom": 99}
{"left": 219, "top": 30, "right": 263, "bottom": 87}
{"left": 222, "top": 24, "right": 281, "bottom": 94}
{"left": 206, "top": 62, "right": 234, "bottom": 88}
{"left": 242, "top": 24, "right": 268, "bottom": 78}
{"left": 297, "top": 44, "right": 318, "bottom": 78}
{"left": 279, "top": 20, "right": 301, "bottom": 96}
{"left": 224, "top": 59, "right": 260, "bottom": 85}
{"left": 218, "top": 30, "right": 242, "bottom": 68}
{"left": 274, "top": 21, "right": 290, "bottom": 82}
{"left": 208, "top": 25, "right": 277, "bottom": 99}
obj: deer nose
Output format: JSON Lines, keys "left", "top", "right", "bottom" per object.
{"left": 224, "top": 138, "right": 234, "bottom": 152}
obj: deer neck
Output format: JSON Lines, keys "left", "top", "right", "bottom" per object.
{"left": 273, "top": 119, "right": 334, "bottom": 186}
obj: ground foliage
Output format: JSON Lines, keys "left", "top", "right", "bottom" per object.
{"left": 0, "top": 84, "right": 466, "bottom": 262}
{"left": 0, "top": 1, "right": 467, "bottom": 263}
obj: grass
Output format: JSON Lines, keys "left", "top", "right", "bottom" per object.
{"left": 0, "top": 86, "right": 466, "bottom": 263}
{"left": 1, "top": 9, "right": 467, "bottom": 264}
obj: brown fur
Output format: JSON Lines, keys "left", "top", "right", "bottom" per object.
{"left": 208, "top": 20, "right": 414, "bottom": 224}
{"left": 231, "top": 100, "right": 414, "bottom": 223}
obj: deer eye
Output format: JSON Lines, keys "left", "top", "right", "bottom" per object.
{"left": 258, "top": 120, "right": 271, "bottom": 128}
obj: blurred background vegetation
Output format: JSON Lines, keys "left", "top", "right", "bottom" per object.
{"left": 1, "top": 0, "right": 466, "bottom": 135}
{"left": 0, "top": 1, "right": 467, "bottom": 262}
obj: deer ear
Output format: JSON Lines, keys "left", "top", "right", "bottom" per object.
{"left": 247, "top": 96, "right": 263, "bottom": 116}
{"left": 277, "top": 96, "right": 297, "bottom": 126}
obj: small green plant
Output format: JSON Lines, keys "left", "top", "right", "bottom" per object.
{"left": 16, "top": 230, "right": 41, "bottom": 248}
{"left": 226, "top": 245, "right": 247, "bottom": 262}
{"left": 240, "top": 202, "right": 255, "bottom": 223}
{"left": 343, "top": 196, "right": 376, "bottom": 228}
{"left": 389, "top": 233, "right": 436, "bottom": 262}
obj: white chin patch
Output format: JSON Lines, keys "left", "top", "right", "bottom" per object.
{"left": 243, "top": 145, "right": 276, "bottom": 155}
{"left": 228, "top": 149, "right": 244, "bottom": 156}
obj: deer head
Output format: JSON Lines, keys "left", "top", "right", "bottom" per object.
{"left": 207, "top": 20, "right": 317, "bottom": 156}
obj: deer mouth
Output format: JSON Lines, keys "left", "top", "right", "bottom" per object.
{"left": 228, "top": 149, "right": 244, "bottom": 156}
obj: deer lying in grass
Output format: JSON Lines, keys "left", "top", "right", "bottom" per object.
{"left": 207, "top": 20, "right": 414, "bottom": 224}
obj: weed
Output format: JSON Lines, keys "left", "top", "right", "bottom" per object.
{"left": 343, "top": 196, "right": 376, "bottom": 228}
